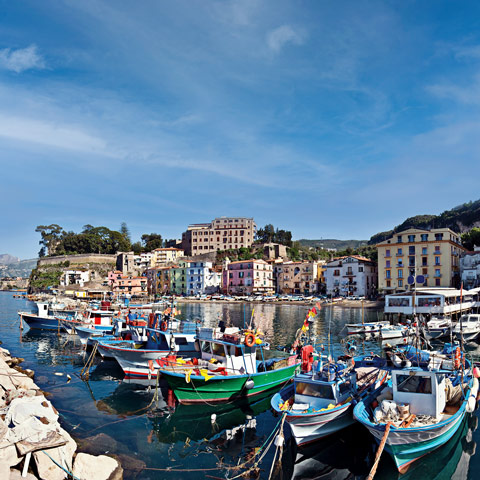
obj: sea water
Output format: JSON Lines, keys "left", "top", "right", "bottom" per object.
{"left": 1, "top": 291, "right": 479, "bottom": 479}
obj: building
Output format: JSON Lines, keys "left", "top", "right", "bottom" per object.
{"left": 376, "top": 228, "right": 465, "bottom": 293}
{"left": 182, "top": 217, "right": 256, "bottom": 256}
{"left": 186, "top": 261, "right": 221, "bottom": 295}
{"left": 134, "top": 252, "right": 154, "bottom": 271}
{"left": 460, "top": 247, "right": 480, "bottom": 290}
{"left": 146, "top": 266, "right": 172, "bottom": 296}
{"left": 110, "top": 274, "right": 147, "bottom": 297}
{"left": 275, "top": 261, "right": 319, "bottom": 294}
{"left": 325, "top": 256, "right": 377, "bottom": 298}
{"left": 60, "top": 270, "right": 90, "bottom": 287}
{"left": 222, "top": 259, "right": 273, "bottom": 295}
{"left": 152, "top": 248, "right": 184, "bottom": 266}
{"left": 170, "top": 261, "right": 187, "bottom": 295}
{"left": 261, "top": 243, "right": 288, "bottom": 260}
{"left": 116, "top": 252, "right": 136, "bottom": 274}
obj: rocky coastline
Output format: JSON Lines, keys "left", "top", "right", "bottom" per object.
{"left": 0, "top": 345, "right": 123, "bottom": 480}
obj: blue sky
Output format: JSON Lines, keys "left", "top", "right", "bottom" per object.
{"left": 1, "top": 1, "right": 480, "bottom": 259}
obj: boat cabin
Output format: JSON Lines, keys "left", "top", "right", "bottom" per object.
{"left": 392, "top": 368, "right": 446, "bottom": 418}
{"left": 458, "top": 314, "right": 480, "bottom": 326}
{"left": 293, "top": 367, "right": 356, "bottom": 410}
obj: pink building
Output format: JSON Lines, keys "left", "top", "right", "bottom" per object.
{"left": 222, "top": 259, "right": 273, "bottom": 295}
{"left": 109, "top": 272, "right": 148, "bottom": 297}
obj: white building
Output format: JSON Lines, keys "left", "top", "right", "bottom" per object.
{"left": 186, "top": 261, "right": 221, "bottom": 295}
{"left": 325, "top": 256, "right": 377, "bottom": 298}
{"left": 61, "top": 270, "right": 90, "bottom": 287}
{"left": 134, "top": 252, "right": 154, "bottom": 271}
{"left": 461, "top": 247, "right": 480, "bottom": 290}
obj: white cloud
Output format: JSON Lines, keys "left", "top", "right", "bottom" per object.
{"left": 266, "top": 25, "right": 304, "bottom": 53}
{"left": 0, "top": 45, "right": 45, "bottom": 73}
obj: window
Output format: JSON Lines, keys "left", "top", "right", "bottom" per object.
{"left": 434, "top": 245, "right": 441, "bottom": 253}
{"left": 386, "top": 280, "right": 391, "bottom": 287}
{"left": 435, "top": 233, "right": 443, "bottom": 241}
{"left": 386, "top": 249, "right": 391, "bottom": 257}
{"left": 408, "top": 235, "right": 415, "bottom": 242}
{"left": 358, "top": 267, "right": 363, "bottom": 272}
{"left": 398, "top": 270, "right": 403, "bottom": 278}
{"left": 421, "top": 247, "right": 427, "bottom": 255}
{"left": 333, "top": 270, "right": 340, "bottom": 276}
{"left": 398, "top": 279, "right": 403, "bottom": 287}
{"left": 386, "top": 270, "right": 391, "bottom": 279}
{"left": 421, "top": 234, "right": 428, "bottom": 242}
{"left": 435, "top": 257, "right": 440, "bottom": 265}
{"left": 435, "top": 269, "right": 441, "bottom": 277}
{"left": 408, "top": 246, "right": 415, "bottom": 255}
{"left": 396, "top": 374, "right": 432, "bottom": 394}
{"left": 386, "top": 260, "right": 391, "bottom": 268}
{"left": 397, "top": 248, "right": 403, "bottom": 255}
{"left": 422, "top": 257, "right": 427, "bottom": 266}
{"left": 435, "top": 278, "right": 440, "bottom": 286}
{"left": 397, "top": 235, "right": 402, "bottom": 243}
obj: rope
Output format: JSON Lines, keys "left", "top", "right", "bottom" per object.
{"left": 41, "top": 450, "right": 81, "bottom": 480}
{"left": 366, "top": 421, "right": 392, "bottom": 480}
{"left": 80, "top": 343, "right": 98, "bottom": 380}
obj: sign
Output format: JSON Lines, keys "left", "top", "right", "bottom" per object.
{"left": 416, "top": 275, "right": 425, "bottom": 284}
{"left": 407, "top": 275, "right": 415, "bottom": 285}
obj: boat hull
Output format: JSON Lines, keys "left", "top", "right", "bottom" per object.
{"left": 161, "top": 363, "right": 300, "bottom": 405}
{"left": 20, "top": 313, "right": 61, "bottom": 331}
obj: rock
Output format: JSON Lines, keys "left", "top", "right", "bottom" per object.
{"left": 72, "top": 453, "right": 123, "bottom": 480}
{"left": 0, "top": 444, "right": 22, "bottom": 468}
{"left": 77, "top": 433, "right": 118, "bottom": 456}
{"left": 115, "top": 454, "right": 146, "bottom": 477}
{"left": 0, "top": 462, "right": 9, "bottom": 479}
{"left": 33, "top": 428, "right": 76, "bottom": 480}
{"left": 9, "top": 468, "right": 38, "bottom": 479}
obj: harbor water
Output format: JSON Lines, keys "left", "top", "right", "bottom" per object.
{"left": 1, "top": 291, "right": 479, "bottom": 479}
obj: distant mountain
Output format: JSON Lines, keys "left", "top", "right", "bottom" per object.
{"left": 0, "top": 258, "right": 37, "bottom": 278}
{"left": 0, "top": 254, "right": 20, "bottom": 265}
{"left": 297, "top": 239, "right": 368, "bottom": 250}
{"left": 369, "top": 199, "right": 480, "bottom": 245}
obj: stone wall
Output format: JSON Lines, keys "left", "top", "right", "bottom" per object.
{"left": 37, "top": 254, "right": 117, "bottom": 267}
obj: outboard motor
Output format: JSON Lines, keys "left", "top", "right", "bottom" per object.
{"left": 218, "top": 320, "right": 226, "bottom": 333}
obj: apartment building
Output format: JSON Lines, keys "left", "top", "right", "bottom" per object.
{"left": 152, "top": 248, "right": 184, "bottom": 266}
{"left": 186, "top": 261, "right": 221, "bottom": 295}
{"left": 146, "top": 266, "right": 172, "bottom": 296}
{"left": 276, "top": 261, "right": 319, "bottom": 294}
{"left": 134, "top": 252, "right": 154, "bottom": 271}
{"left": 182, "top": 217, "right": 256, "bottom": 255}
{"left": 460, "top": 246, "right": 480, "bottom": 289}
{"left": 110, "top": 274, "right": 147, "bottom": 296}
{"left": 325, "top": 256, "right": 377, "bottom": 298}
{"left": 376, "top": 227, "right": 465, "bottom": 293}
{"left": 222, "top": 259, "right": 273, "bottom": 295}
{"left": 170, "top": 261, "right": 187, "bottom": 295}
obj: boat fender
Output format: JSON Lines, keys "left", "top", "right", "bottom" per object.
{"left": 467, "top": 378, "right": 479, "bottom": 413}
{"left": 473, "top": 366, "right": 480, "bottom": 379}
{"left": 274, "top": 434, "right": 284, "bottom": 447}
{"left": 454, "top": 347, "right": 461, "bottom": 370}
{"left": 245, "top": 379, "right": 254, "bottom": 390}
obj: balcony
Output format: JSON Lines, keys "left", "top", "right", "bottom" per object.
{"left": 434, "top": 273, "right": 442, "bottom": 278}
{"left": 396, "top": 264, "right": 404, "bottom": 268}
{"left": 396, "top": 253, "right": 404, "bottom": 257}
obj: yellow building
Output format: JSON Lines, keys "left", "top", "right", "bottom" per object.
{"left": 152, "top": 248, "right": 184, "bottom": 266}
{"left": 376, "top": 227, "right": 465, "bottom": 293}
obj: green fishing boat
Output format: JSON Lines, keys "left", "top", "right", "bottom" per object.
{"left": 158, "top": 326, "right": 303, "bottom": 405}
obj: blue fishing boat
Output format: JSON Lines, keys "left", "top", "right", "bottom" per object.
{"left": 353, "top": 345, "right": 478, "bottom": 473}
{"left": 271, "top": 351, "right": 388, "bottom": 446}
{"left": 18, "top": 301, "right": 79, "bottom": 330}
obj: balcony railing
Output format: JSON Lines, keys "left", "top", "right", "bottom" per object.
{"left": 396, "top": 253, "right": 404, "bottom": 257}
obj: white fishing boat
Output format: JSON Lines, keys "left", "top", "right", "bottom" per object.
{"left": 453, "top": 314, "right": 480, "bottom": 342}
{"left": 425, "top": 316, "right": 455, "bottom": 340}
{"left": 346, "top": 320, "right": 390, "bottom": 335}
{"left": 380, "top": 324, "right": 414, "bottom": 340}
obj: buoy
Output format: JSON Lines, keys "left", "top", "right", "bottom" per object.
{"left": 245, "top": 379, "right": 254, "bottom": 389}
{"left": 274, "top": 433, "right": 284, "bottom": 447}
{"left": 211, "top": 413, "right": 217, "bottom": 424}
{"left": 473, "top": 366, "right": 480, "bottom": 379}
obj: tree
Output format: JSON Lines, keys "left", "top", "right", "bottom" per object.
{"left": 141, "top": 233, "right": 163, "bottom": 252}
{"left": 120, "top": 222, "right": 131, "bottom": 242}
{"left": 131, "top": 241, "right": 143, "bottom": 255}
{"left": 462, "top": 228, "right": 480, "bottom": 250}
{"left": 35, "top": 224, "right": 65, "bottom": 256}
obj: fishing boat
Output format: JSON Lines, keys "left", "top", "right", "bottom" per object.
{"left": 453, "top": 314, "right": 480, "bottom": 342}
{"left": 158, "top": 326, "right": 302, "bottom": 405}
{"left": 18, "top": 301, "right": 80, "bottom": 330}
{"left": 425, "top": 316, "right": 455, "bottom": 340}
{"left": 271, "top": 351, "right": 388, "bottom": 446}
{"left": 96, "top": 312, "right": 198, "bottom": 378}
{"left": 353, "top": 345, "right": 478, "bottom": 473}
{"left": 346, "top": 321, "right": 390, "bottom": 335}
{"left": 378, "top": 324, "right": 414, "bottom": 340}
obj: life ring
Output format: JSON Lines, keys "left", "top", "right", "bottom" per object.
{"left": 454, "top": 346, "right": 461, "bottom": 369}
{"left": 245, "top": 333, "right": 256, "bottom": 347}
{"left": 160, "top": 321, "right": 168, "bottom": 332}
{"left": 148, "top": 312, "right": 155, "bottom": 328}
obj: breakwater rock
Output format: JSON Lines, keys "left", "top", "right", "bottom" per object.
{"left": 0, "top": 347, "right": 123, "bottom": 479}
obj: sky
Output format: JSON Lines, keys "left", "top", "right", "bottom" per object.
{"left": 1, "top": 1, "right": 480, "bottom": 259}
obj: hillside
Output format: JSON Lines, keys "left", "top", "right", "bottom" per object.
{"left": 369, "top": 199, "right": 480, "bottom": 245}
{"left": 297, "top": 239, "right": 368, "bottom": 250}
{"left": 0, "top": 258, "right": 37, "bottom": 278}
{"left": 0, "top": 254, "right": 20, "bottom": 265}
